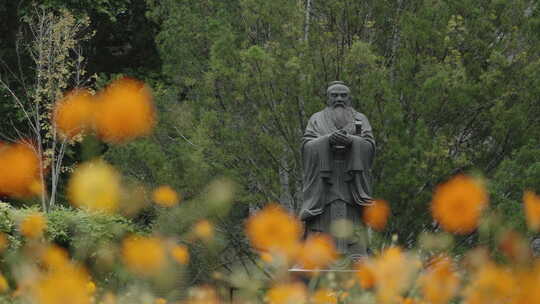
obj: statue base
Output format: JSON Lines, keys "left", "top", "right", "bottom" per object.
{"left": 288, "top": 254, "right": 367, "bottom": 273}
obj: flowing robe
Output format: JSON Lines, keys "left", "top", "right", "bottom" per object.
{"left": 300, "top": 107, "right": 375, "bottom": 222}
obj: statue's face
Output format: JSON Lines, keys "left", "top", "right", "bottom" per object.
{"left": 327, "top": 86, "right": 351, "bottom": 108}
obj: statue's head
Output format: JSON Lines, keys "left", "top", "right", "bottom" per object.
{"left": 326, "top": 81, "right": 351, "bottom": 108}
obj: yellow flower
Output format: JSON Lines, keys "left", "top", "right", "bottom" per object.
{"left": 193, "top": 220, "right": 214, "bottom": 241}
{"left": 267, "top": 282, "right": 307, "bottom": 304}
{"left": 431, "top": 175, "right": 488, "bottom": 234}
{"left": 20, "top": 212, "right": 46, "bottom": 239}
{"left": 94, "top": 77, "right": 156, "bottom": 144}
{"left": 419, "top": 256, "right": 459, "bottom": 304}
{"left": 170, "top": 244, "right": 189, "bottom": 265}
{"left": 245, "top": 204, "right": 302, "bottom": 260}
{"left": 523, "top": 190, "right": 540, "bottom": 231}
{"left": 355, "top": 261, "right": 376, "bottom": 289}
{"left": 363, "top": 199, "right": 391, "bottom": 231}
{"left": 311, "top": 288, "right": 337, "bottom": 304}
{"left": 33, "top": 264, "right": 93, "bottom": 304}
{"left": 53, "top": 89, "right": 94, "bottom": 139}
{"left": 121, "top": 235, "right": 166, "bottom": 276}
{"left": 68, "top": 160, "right": 121, "bottom": 213}
{"left": 152, "top": 185, "right": 180, "bottom": 207}
{"left": 296, "top": 234, "right": 338, "bottom": 270}
{"left": 0, "top": 274, "right": 8, "bottom": 292}
{"left": 0, "top": 142, "right": 41, "bottom": 198}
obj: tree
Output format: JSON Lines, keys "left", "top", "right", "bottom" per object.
{"left": 0, "top": 7, "right": 92, "bottom": 211}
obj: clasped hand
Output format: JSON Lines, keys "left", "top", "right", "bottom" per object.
{"left": 329, "top": 130, "right": 352, "bottom": 147}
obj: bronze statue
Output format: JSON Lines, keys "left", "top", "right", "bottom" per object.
{"left": 300, "top": 81, "right": 375, "bottom": 259}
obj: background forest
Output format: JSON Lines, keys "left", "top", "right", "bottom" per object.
{"left": 2, "top": 0, "right": 540, "bottom": 301}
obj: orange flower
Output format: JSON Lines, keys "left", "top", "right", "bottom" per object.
{"left": 296, "top": 234, "right": 338, "bottom": 270}
{"left": 193, "top": 220, "right": 214, "bottom": 241}
{"left": 245, "top": 204, "right": 302, "bottom": 260}
{"left": 311, "top": 288, "right": 337, "bottom": 304}
{"left": 498, "top": 230, "right": 530, "bottom": 263}
{"left": 0, "top": 233, "right": 8, "bottom": 252}
{"left": 20, "top": 212, "right": 46, "bottom": 239}
{"left": 53, "top": 89, "right": 94, "bottom": 139}
{"left": 372, "top": 247, "right": 421, "bottom": 304}
{"left": 41, "top": 245, "right": 69, "bottom": 270}
{"left": 94, "top": 77, "right": 156, "bottom": 143}
{"left": 170, "top": 244, "right": 189, "bottom": 265}
{"left": 523, "top": 191, "right": 540, "bottom": 232}
{"left": 67, "top": 160, "right": 121, "bottom": 213}
{"left": 363, "top": 199, "right": 390, "bottom": 231}
{"left": 419, "top": 256, "right": 459, "bottom": 304}
{"left": 152, "top": 185, "right": 180, "bottom": 207}
{"left": 267, "top": 282, "right": 307, "bottom": 304}
{"left": 154, "top": 298, "right": 167, "bottom": 304}
{"left": 513, "top": 261, "right": 540, "bottom": 303}
{"left": 462, "top": 263, "right": 517, "bottom": 304}
{"left": 33, "top": 264, "right": 92, "bottom": 304}
{"left": 0, "top": 142, "right": 41, "bottom": 198}
{"left": 431, "top": 175, "right": 488, "bottom": 234}
{"left": 355, "top": 262, "right": 376, "bottom": 289}
{"left": 121, "top": 235, "right": 166, "bottom": 276}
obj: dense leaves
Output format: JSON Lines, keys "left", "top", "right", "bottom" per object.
{"left": 2, "top": 0, "right": 540, "bottom": 253}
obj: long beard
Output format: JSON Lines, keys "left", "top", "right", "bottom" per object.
{"left": 331, "top": 106, "right": 353, "bottom": 130}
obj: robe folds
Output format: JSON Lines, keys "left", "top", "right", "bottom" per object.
{"left": 299, "top": 107, "right": 375, "bottom": 222}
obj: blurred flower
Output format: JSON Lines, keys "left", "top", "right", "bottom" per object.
{"left": 20, "top": 212, "right": 46, "bottom": 239}
{"left": 267, "top": 282, "right": 307, "bottom": 304}
{"left": 152, "top": 185, "right": 180, "bottom": 207}
{"left": 523, "top": 190, "right": 540, "bottom": 232}
{"left": 245, "top": 204, "right": 302, "bottom": 260}
{"left": 355, "top": 261, "right": 376, "bottom": 289}
{"left": 0, "top": 142, "right": 41, "bottom": 198}
{"left": 187, "top": 285, "right": 219, "bottom": 304}
{"left": 462, "top": 263, "right": 517, "bottom": 304}
{"left": 431, "top": 175, "right": 488, "bottom": 234}
{"left": 120, "top": 184, "right": 149, "bottom": 216}
{"left": 498, "top": 230, "right": 530, "bottom": 263}
{"left": 311, "top": 288, "right": 337, "bottom": 304}
{"left": 0, "top": 233, "right": 8, "bottom": 252}
{"left": 154, "top": 298, "right": 167, "bottom": 304}
{"left": 0, "top": 274, "right": 8, "bottom": 292}
{"left": 94, "top": 77, "right": 156, "bottom": 143}
{"left": 101, "top": 292, "right": 117, "bottom": 304}
{"left": 401, "top": 298, "right": 422, "bottom": 304}
{"left": 68, "top": 160, "right": 121, "bottom": 213}
{"left": 419, "top": 256, "right": 459, "bottom": 304}
{"left": 363, "top": 199, "right": 390, "bottom": 231}
{"left": 512, "top": 261, "right": 540, "bottom": 303}
{"left": 53, "top": 88, "right": 94, "bottom": 139}
{"left": 260, "top": 251, "right": 274, "bottom": 263}
{"left": 373, "top": 247, "right": 421, "bottom": 304}
{"left": 33, "top": 264, "right": 93, "bottom": 304}
{"left": 41, "top": 245, "right": 69, "bottom": 270}
{"left": 170, "top": 244, "right": 189, "bottom": 265}
{"left": 122, "top": 235, "right": 166, "bottom": 276}
{"left": 193, "top": 220, "right": 214, "bottom": 241}
{"left": 296, "top": 234, "right": 337, "bottom": 270}
{"left": 86, "top": 282, "right": 96, "bottom": 294}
